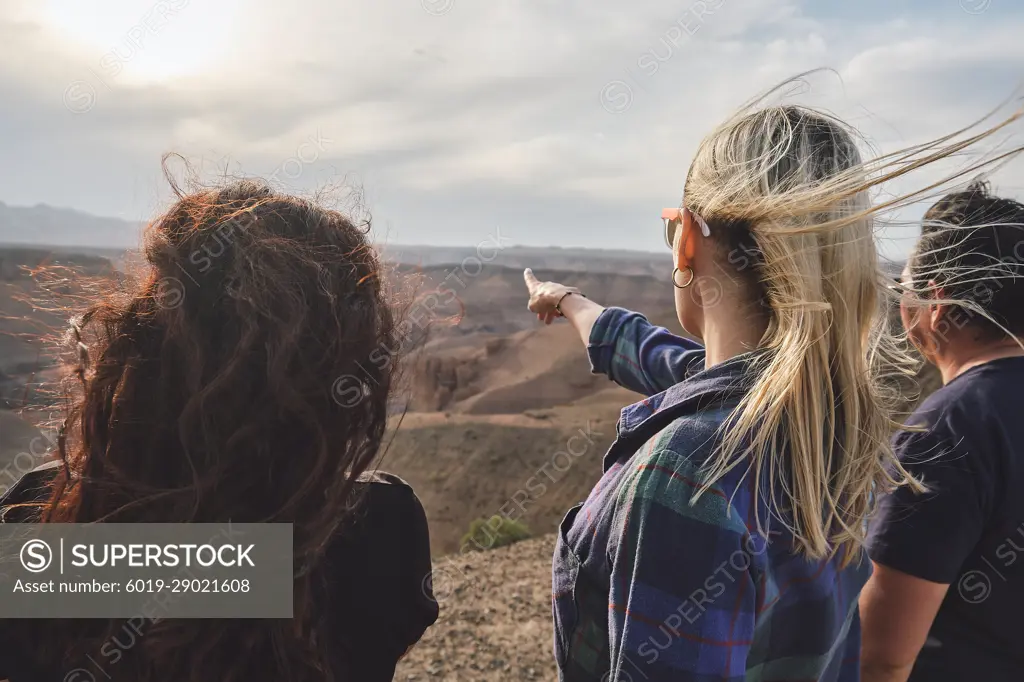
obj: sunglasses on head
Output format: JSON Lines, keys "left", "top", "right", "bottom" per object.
{"left": 661, "top": 207, "right": 711, "bottom": 249}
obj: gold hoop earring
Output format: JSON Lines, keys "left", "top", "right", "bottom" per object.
{"left": 672, "top": 266, "right": 695, "bottom": 289}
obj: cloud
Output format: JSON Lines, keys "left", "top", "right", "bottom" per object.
{"left": 0, "top": 0, "right": 1023, "bottom": 257}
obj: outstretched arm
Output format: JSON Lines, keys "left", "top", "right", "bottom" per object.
{"left": 524, "top": 269, "right": 704, "bottom": 395}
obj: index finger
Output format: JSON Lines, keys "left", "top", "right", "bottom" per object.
{"left": 523, "top": 268, "right": 540, "bottom": 290}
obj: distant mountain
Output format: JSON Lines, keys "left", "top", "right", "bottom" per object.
{"left": 381, "top": 244, "right": 669, "bottom": 276}
{"left": 0, "top": 202, "right": 142, "bottom": 249}
{"left": 0, "top": 201, "right": 899, "bottom": 278}
{"left": 0, "top": 202, "right": 671, "bottom": 274}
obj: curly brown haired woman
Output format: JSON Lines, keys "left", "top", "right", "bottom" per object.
{"left": 0, "top": 177, "right": 438, "bottom": 682}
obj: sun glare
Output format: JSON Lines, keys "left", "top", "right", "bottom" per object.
{"left": 43, "top": 0, "right": 243, "bottom": 83}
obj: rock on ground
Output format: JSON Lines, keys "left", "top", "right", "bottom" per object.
{"left": 395, "top": 534, "right": 558, "bottom": 681}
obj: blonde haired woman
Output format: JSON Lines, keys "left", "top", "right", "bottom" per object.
{"left": 523, "top": 100, "right": 1023, "bottom": 682}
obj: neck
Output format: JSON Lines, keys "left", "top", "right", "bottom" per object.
{"left": 701, "top": 304, "right": 769, "bottom": 368}
{"left": 938, "top": 340, "right": 1024, "bottom": 384}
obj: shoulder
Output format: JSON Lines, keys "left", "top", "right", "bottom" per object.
{"left": 0, "top": 460, "right": 61, "bottom": 520}
{"left": 344, "top": 471, "right": 427, "bottom": 537}
{"left": 895, "top": 369, "right": 1010, "bottom": 468}
{"left": 324, "top": 469, "right": 433, "bottom": 594}
{"left": 354, "top": 470, "right": 418, "bottom": 500}
{"left": 649, "top": 403, "right": 737, "bottom": 471}
{"left": 908, "top": 362, "right": 1015, "bottom": 434}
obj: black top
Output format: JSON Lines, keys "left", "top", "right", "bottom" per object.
{"left": 0, "top": 462, "right": 438, "bottom": 682}
{"left": 868, "top": 356, "right": 1024, "bottom": 682}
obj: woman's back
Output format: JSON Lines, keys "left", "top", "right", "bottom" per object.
{"left": 869, "top": 356, "right": 1024, "bottom": 680}
{"left": 0, "top": 176, "right": 437, "bottom": 681}
{"left": 553, "top": 310, "right": 868, "bottom": 682}
{"left": 0, "top": 464, "right": 438, "bottom": 682}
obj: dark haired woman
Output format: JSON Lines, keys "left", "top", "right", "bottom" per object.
{"left": 861, "top": 181, "right": 1024, "bottom": 682}
{"left": 0, "top": 180, "right": 438, "bottom": 682}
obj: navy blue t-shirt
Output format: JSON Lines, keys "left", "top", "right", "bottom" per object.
{"left": 869, "top": 356, "right": 1024, "bottom": 681}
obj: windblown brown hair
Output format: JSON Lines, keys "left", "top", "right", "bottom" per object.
{"left": 9, "top": 175, "right": 398, "bottom": 681}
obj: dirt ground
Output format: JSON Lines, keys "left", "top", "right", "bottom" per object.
{"left": 395, "top": 534, "right": 559, "bottom": 682}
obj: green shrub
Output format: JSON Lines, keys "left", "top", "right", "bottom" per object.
{"left": 460, "top": 515, "right": 531, "bottom": 552}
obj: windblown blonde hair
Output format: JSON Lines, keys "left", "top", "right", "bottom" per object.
{"left": 683, "top": 80, "right": 1024, "bottom": 566}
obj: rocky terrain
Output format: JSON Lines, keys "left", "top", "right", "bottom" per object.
{"left": 395, "top": 534, "right": 559, "bottom": 682}
{"left": 392, "top": 263, "right": 680, "bottom": 415}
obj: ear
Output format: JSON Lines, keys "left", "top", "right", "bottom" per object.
{"left": 673, "top": 211, "right": 699, "bottom": 270}
{"left": 925, "top": 280, "right": 948, "bottom": 331}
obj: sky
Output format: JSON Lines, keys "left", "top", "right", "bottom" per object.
{"left": 1, "top": 0, "right": 1024, "bottom": 258}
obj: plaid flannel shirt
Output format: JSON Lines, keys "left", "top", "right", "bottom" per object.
{"left": 552, "top": 307, "right": 870, "bottom": 682}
